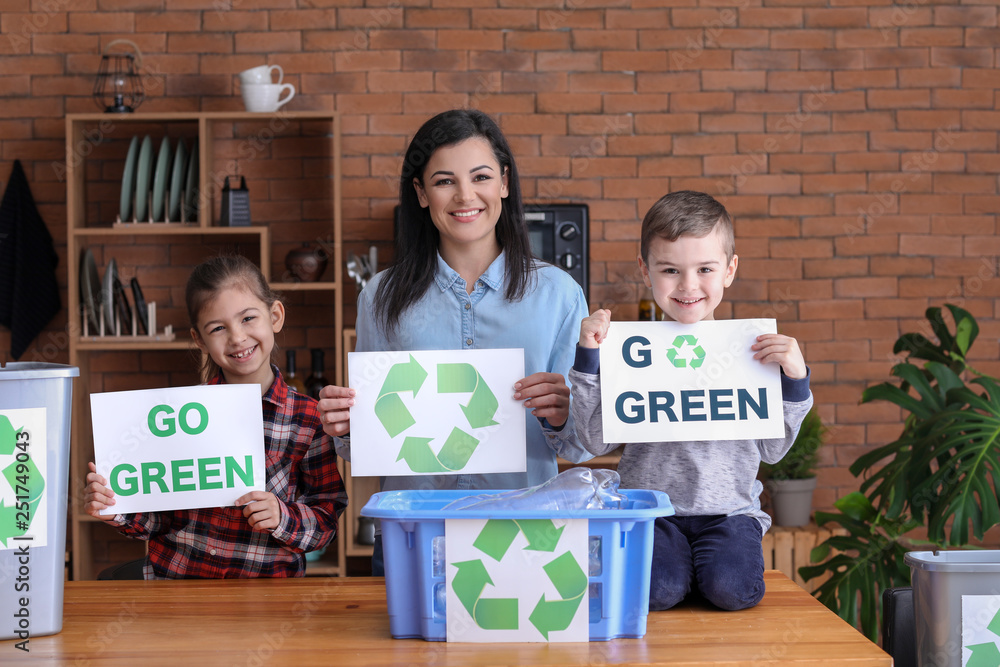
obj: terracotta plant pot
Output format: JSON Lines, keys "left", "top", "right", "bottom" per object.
{"left": 766, "top": 477, "right": 817, "bottom": 527}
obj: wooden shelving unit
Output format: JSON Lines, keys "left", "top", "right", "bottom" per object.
{"left": 65, "top": 111, "right": 344, "bottom": 579}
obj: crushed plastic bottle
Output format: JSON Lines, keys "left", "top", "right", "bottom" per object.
{"left": 433, "top": 582, "right": 447, "bottom": 620}
{"left": 589, "top": 535, "right": 602, "bottom": 576}
{"left": 432, "top": 535, "right": 446, "bottom": 578}
{"left": 441, "top": 467, "right": 627, "bottom": 511}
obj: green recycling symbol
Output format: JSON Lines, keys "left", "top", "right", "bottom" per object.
{"left": 451, "top": 519, "right": 587, "bottom": 639}
{"left": 666, "top": 334, "right": 706, "bottom": 368}
{"left": 0, "top": 415, "right": 45, "bottom": 548}
{"left": 966, "top": 605, "right": 1000, "bottom": 666}
{"left": 375, "top": 355, "right": 499, "bottom": 473}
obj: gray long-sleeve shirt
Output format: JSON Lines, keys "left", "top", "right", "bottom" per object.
{"left": 570, "top": 345, "right": 813, "bottom": 534}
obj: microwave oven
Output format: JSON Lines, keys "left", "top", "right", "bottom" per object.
{"left": 393, "top": 203, "right": 589, "bottom": 299}
{"left": 525, "top": 203, "right": 588, "bottom": 300}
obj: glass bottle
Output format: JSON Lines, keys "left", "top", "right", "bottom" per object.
{"left": 638, "top": 288, "right": 662, "bottom": 321}
{"left": 284, "top": 349, "right": 308, "bottom": 395}
{"left": 304, "top": 348, "right": 327, "bottom": 400}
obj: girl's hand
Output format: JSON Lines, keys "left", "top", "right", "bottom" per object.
{"left": 751, "top": 334, "right": 807, "bottom": 380}
{"left": 514, "top": 372, "right": 571, "bottom": 428}
{"left": 83, "top": 462, "right": 119, "bottom": 523}
{"left": 237, "top": 491, "right": 282, "bottom": 532}
{"left": 317, "top": 384, "right": 355, "bottom": 438}
{"left": 579, "top": 309, "right": 612, "bottom": 349}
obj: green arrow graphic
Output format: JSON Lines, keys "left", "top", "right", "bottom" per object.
{"left": 473, "top": 519, "right": 521, "bottom": 561}
{"left": 394, "top": 428, "right": 481, "bottom": 473}
{"left": 988, "top": 607, "right": 1000, "bottom": 638}
{"left": 0, "top": 416, "right": 18, "bottom": 456}
{"left": 473, "top": 519, "right": 565, "bottom": 561}
{"left": 374, "top": 355, "right": 427, "bottom": 437}
{"left": 437, "top": 363, "right": 499, "bottom": 428}
{"left": 452, "top": 559, "right": 519, "bottom": 630}
{"left": 967, "top": 642, "right": 1000, "bottom": 667}
{"left": 529, "top": 551, "right": 588, "bottom": 639}
{"left": 0, "top": 416, "right": 44, "bottom": 547}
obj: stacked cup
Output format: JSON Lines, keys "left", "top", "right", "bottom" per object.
{"left": 239, "top": 65, "right": 295, "bottom": 112}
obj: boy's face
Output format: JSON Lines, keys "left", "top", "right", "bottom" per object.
{"left": 639, "top": 227, "right": 738, "bottom": 324}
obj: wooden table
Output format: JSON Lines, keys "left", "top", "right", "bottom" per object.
{"left": 5, "top": 571, "right": 889, "bottom": 665}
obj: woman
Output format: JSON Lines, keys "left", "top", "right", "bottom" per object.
{"left": 318, "top": 109, "right": 591, "bottom": 573}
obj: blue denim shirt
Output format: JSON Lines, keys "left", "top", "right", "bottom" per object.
{"left": 336, "top": 252, "right": 592, "bottom": 493}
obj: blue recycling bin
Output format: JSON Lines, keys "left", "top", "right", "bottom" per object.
{"left": 0, "top": 362, "right": 79, "bottom": 642}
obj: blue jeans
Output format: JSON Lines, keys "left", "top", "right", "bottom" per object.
{"left": 649, "top": 514, "right": 765, "bottom": 611}
{"left": 371, "top": 534, "right": 385, "bottom": 577}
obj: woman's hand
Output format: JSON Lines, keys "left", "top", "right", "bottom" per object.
{"left": 514, "top": 372, "right": 571, "bottom": 428}
{"left": 317, "top": 384, "right": 355, "bottom": 438}
{"left": 237, "top": 490, "right": 282, "bottom": 532}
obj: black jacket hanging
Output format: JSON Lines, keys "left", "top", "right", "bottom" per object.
{"left": 0, "top": 159, "right": 61, "bottom": 360}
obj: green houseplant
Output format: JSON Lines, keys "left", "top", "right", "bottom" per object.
{"left": 762, "top": 407, "right": 825, "bottom": 526}
{"left": 800, "top": 304, "right": 1000, "bottom": 640}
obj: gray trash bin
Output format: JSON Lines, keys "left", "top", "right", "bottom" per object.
{"left": 0, "top": 362, "right": 79, "bottom": 643}
{"left": 906, "top": 550, "right": 1000, "bottom": 667}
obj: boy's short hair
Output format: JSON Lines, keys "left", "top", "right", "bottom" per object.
{"left": 640, "top": 190, "right": 735, "bottom": 263}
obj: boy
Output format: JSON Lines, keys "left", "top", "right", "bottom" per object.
{"left": 570, "top": 190, "right": 812, "bottom": 611}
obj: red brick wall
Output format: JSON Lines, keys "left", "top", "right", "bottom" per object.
{"left": 1, "top": 1, "right": 998, "bottom": 532}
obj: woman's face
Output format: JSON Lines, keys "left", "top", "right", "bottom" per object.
{"left": 413, "top": 137, "right": 509, "bottom": 258}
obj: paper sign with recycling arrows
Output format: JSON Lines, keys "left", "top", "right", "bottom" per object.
{"left": 599, "top": 319, "right": 784, "bottom": 444}
{"left": 0, "top": 409, "right": 48, "bottom": 550}
{"left": 963, "top": 596, "right": 1000, "bottom": 666}
{"left": 445, "top": 517, "right": 588, "bottom": 642}
{"left": 348, "top": 348, "right": 526, "bottom": 476}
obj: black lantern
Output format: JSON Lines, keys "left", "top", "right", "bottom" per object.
{"left": 93, "top": 39, "right": 144, "bottom": 113}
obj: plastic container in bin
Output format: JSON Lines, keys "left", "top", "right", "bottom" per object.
{"left": 361, "top": 488, "right": 673, "bottom": 641}
{"left": 0, "top": 362, "right": 79, "bottom": 641}
{"left": 905, "top": 550, "right": 1000, "bottom": 667}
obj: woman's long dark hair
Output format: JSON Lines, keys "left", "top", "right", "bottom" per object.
{"left": 374, "top": 109, "right": 535, "bottom": 336}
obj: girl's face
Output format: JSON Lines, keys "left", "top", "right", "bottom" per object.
{"left": 191, "top": 284, "right": 285, "bottom": 389}
{"left": 413, "top": 137, "right": 509, "bottom": 259}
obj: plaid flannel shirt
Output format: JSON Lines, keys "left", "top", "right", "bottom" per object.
{"left": 114, "top": 367, "right": 347, "bottom": 578}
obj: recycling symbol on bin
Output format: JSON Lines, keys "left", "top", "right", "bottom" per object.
{"left": 451, "top": 519, "right": 586, "bottom": 638}
{"left": 375, "top": 355, "right": 499, "bottom": 473}
{"left": 966, "top": 605, "right": 1000, "bottom": 666}
{"left": 667, "top": 335, "right": 706, "bottom": 369}
{"left": 0, "top": 415, "right": 45, "bottom": 548}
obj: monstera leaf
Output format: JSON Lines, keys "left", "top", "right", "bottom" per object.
{"left": 800, "top": 304, "right": 1000, "bottom": 640}
{"left": 800, "top": 493, "right": 918, "bottom": 640}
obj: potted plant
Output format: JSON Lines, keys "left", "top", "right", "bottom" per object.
{"left": 761, "top": 407, "right": 825, "bottom": 527}
{"left": 799, "top": 304, "right": 1000, "bottom": 640}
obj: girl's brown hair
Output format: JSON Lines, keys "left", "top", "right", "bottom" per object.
{"left": 186, "top": 255, "right": 282, "bottom": 381}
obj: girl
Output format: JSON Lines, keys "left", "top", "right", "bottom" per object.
{"left": 83, "top": 255, "right": 347, "bottom": 579}
{"left": 318, "top": 109, "right": 591, "bottom": 574}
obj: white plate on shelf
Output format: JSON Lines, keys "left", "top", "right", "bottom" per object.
{"left": 102, "top": 258, "right": 118, "bottom": 334}
{"left": 150, "top": 136, "right": 172, "bottom": 222}
{"left": 184, "top": 142, "right": 198, "bottom": 221}
{"left": 119, "top": 136, "right": 139, "bottom": 222}
{"left": 134, "top": 136, "right": 154, "bottom": 222}
{"left": 168, "top": 139, "right": 187, "bottom": 222}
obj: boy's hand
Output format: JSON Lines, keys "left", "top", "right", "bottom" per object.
{"left": 83, "top": 462, "right": 120, "bottom": 523}
{"left": 514, "top": 372, "right": 571, "bottom": 428}
{"left": 579, "top": 308, "right": 612, "bottom": 349}
{"left": 317, "top": 384, "right": 355, "bottom": 438}
{"left": 237, "top": 491, "right": 282, "bottom": 532}
{"left": 752, "top": 333, "right": 807, "bottom": 379}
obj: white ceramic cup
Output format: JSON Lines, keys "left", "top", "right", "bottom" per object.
{"left": 239, "top": 65, "right": 283, "bottom": 86}
{"left": 241, "top": 82, "right": 295, "bottom": 112}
